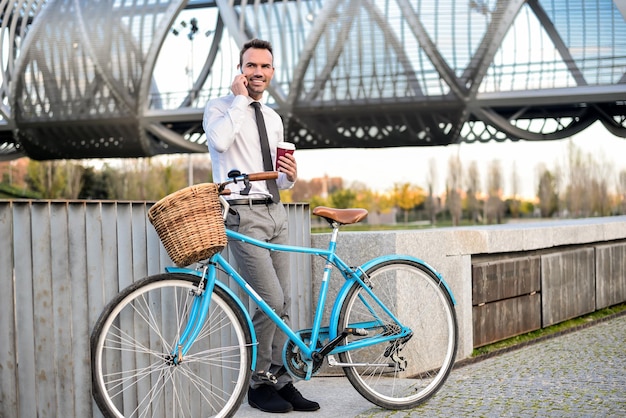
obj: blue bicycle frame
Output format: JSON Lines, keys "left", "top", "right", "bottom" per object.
{"left": 166, "top": 226, "right": 455, "bottom": 380}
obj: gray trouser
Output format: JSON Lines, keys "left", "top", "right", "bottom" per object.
{"left": 225, "top": 202, "right": 292, "bottom": 389}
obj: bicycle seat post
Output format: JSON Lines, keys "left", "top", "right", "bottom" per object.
{"left": 328, "top": 222, "right": 341, "bottom": 253}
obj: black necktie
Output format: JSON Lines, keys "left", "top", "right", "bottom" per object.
{"left": 251, "top": 101, "right": 280, "bottom": 203}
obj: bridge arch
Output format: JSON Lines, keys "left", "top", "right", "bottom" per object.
{"left": 1, "top": 0, "right": 624, "bottom": 161}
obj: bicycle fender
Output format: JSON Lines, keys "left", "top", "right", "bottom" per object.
{"left": 165, "top": 267, "right": 259, "bottom": 370}
{"left": 359, "top": 255, "right": 455, "bottom": 304}
{"left": 328, "top": 255, "right": 457, "bottom": 338}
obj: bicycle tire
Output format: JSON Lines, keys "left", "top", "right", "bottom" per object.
{"left": 90, "top": 273, "right": 253, "bottom": 418}
{"left": 337, "top": 259, "right": 458, "bottom": 410}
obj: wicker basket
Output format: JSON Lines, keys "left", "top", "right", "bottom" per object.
{"left": 148, "top": 183, "right": 227, "bottom": 267}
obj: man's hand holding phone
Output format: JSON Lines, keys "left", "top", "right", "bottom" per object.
{"left": 231, "top": 73, "right": 249, "bottom": 97}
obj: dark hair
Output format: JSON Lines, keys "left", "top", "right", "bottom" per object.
{"left": 239, "top": 39, "right": 273, "bottom": 67}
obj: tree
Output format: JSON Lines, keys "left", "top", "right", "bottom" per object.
{"left": 537, "top": 165, "right": 559, "bottom": 218}
{"left": 589, "top": 153, "right": 613, "bottom": 216}
{"left": 101, "top": 158, "right": 188, "bottom": 200}
{"left": 619, "top": 169, "right": 626, "bottom": 215}
{"left": 465, "top": 161, "right": 481, "bottom": 224}
{"left": 26, "top": 160, "right": 84, "bottom": 199}
{"left": 484, "top": 160, "right": 504, "bottom": 224}
{"left": 78, "top": 166, "right": 109, "bottom": 199}
{"left": 393, "top": 182, "right": 426, "bottom": 224}
{"left": 329, "top": 188, "right": 357, "bottom": 209}
{"left": 563, "top": 142, "right": 592, "bottom": 217}
{"left": 509, "top": 162, "right": 521, "bottom": 218}
{"left": 561, "top": 143, "right": 614, "bottom": 218}
{"left": 446, "top": 155, "right": 463, "bottom": 226}
{"left": 351, "top": 182, "right": 393, "bottom": 216}
{"left": 425, "top": 158, "right": 439, "bottom": 225}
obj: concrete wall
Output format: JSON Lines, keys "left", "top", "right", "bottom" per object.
{"left": 311, "top": 216, "right": 626, "bottom": 360}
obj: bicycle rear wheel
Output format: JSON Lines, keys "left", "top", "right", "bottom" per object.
{"left": 338, "top": 259, "right": 457, "bottom": 410}
{"left": 91, "top": 273, "right": 253, "bottom": 418}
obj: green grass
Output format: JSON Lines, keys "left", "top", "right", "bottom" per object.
{"left": 310, "top": 218, "right": 504, "bottom": 233}
{"left": 471, "top": 303, "right": 626, "bottom": 358}
{"left": 0, "top": 183, "right": 41, "bottom": 199}
{"left": 311, "top": 221, "right": 446, "bottom": 233}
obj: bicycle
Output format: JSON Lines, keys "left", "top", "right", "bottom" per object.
{"left": 90, "top": 171, "right": 458, "bottom": 417}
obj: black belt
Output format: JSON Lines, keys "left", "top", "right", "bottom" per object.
{"left": 227, "top": 198, "right": 274, "bottom": 205}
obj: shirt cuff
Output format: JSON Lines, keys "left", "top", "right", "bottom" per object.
{"left": 232, "top": 94, "right": 251, "bottom": 109}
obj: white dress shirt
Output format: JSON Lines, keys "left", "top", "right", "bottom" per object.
{"left": 203, "top": 94, "right": 294, "bottom": 198}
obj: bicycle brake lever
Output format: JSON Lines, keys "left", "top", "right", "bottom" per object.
{"left": 240, "top": 178, "right": 252, "bottom": 195}
{"left": 225, "top": 169, "right": 253, "bottom": 194}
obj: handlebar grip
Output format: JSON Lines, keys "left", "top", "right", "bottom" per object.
{"left": 248, "top": 171, "right": 279, "bottom": 181}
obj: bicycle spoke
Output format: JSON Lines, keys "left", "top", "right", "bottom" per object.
{"left": 338, "top": 260, "right": 458, "bottom": 409}
{"left": 134, "top": 367, "right": 168, "bottom": 418}
{"left": 91, "top": 274, "right": 252, "bottom": 418}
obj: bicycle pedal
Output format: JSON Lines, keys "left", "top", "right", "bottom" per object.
{"left": 253, "top": 371, "right": 278, "bottom": 384}
{"left": 345, "top": 327, "right": 368, "bottom": 336}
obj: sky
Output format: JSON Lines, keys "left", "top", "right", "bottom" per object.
{"left": 293, "top": 121, "right": 626, "bottom": 199}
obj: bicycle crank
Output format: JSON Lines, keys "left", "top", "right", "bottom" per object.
{"left": 283, "top": 333, "right": 324, "bottom": 379}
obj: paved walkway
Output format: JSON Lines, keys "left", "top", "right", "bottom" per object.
{"left": 236, "top": 314, "right": 626, "bottom": 417}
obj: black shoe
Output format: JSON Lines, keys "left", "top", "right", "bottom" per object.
{"left": 248, "top": 385, "right": 294, "bottom": 413}
{"left": 277, "top": 382, "right": 320, "bottom": 412}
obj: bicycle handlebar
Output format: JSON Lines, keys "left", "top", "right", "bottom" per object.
{"left": 247, "top": 171, "right": 279, "bottom": 181}
{"left": 217, "top": 171, "right": 278, "bottom": 195}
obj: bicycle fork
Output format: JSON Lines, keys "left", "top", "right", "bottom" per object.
{"left": 169, "top": 263, "right": 217, "bottom": 365}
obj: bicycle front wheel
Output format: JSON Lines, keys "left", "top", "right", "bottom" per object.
{"left": 91, "top": 273, "right": 253, "bottom": 418}
{"left": 338, "top": 259, "right": 458, "bottom": 410}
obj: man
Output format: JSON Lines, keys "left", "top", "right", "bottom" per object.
{"left": 203, "top": 39, "right": 320, "bottom": 413}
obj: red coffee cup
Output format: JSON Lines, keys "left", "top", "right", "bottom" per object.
{"left": 276, "top": 141, "right": 295, "bottom": 170}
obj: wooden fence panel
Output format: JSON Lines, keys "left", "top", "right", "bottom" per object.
{"left": 67, "top": 203, "right": 95, "bottom": 417}
{"left": 0, "top": 204, "right": 17, "bottom": 414}
{"left": 541, "top": 248, "right": 596, "bottom": 327}
{"left": 470, "top": 242, "right": 626, "bottom": 347}
{"left": 116, "top": 203, "right": 135, "bottom": 293}
{"left": 50, "top": 203, "right": 74, "bottom": 418}
{"left": 472, "top": 256, "right": 542, "bottom": 347}
{"left": 286, "top": 203, "right": 313, "bottom": 324}
{"left": 596, "top": 242, "right": 626, "bottom": 309}
{"left": 473, "top": 293, "right": 542, "bottom": 347}
{"left": 13, "top": 203, "right": 38, "bottom": 418}
{"left": 0, "top": 200, "right": 310, "bottom": 418}
{"left": 472, "top": 256, "right": 541, "bottom": 304}
{"left": 32, "top": 203, "right": 57, "bottom": 417}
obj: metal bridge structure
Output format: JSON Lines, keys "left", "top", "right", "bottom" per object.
{"left": 0, "top": 0, "right": 625, "bottom": 162}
